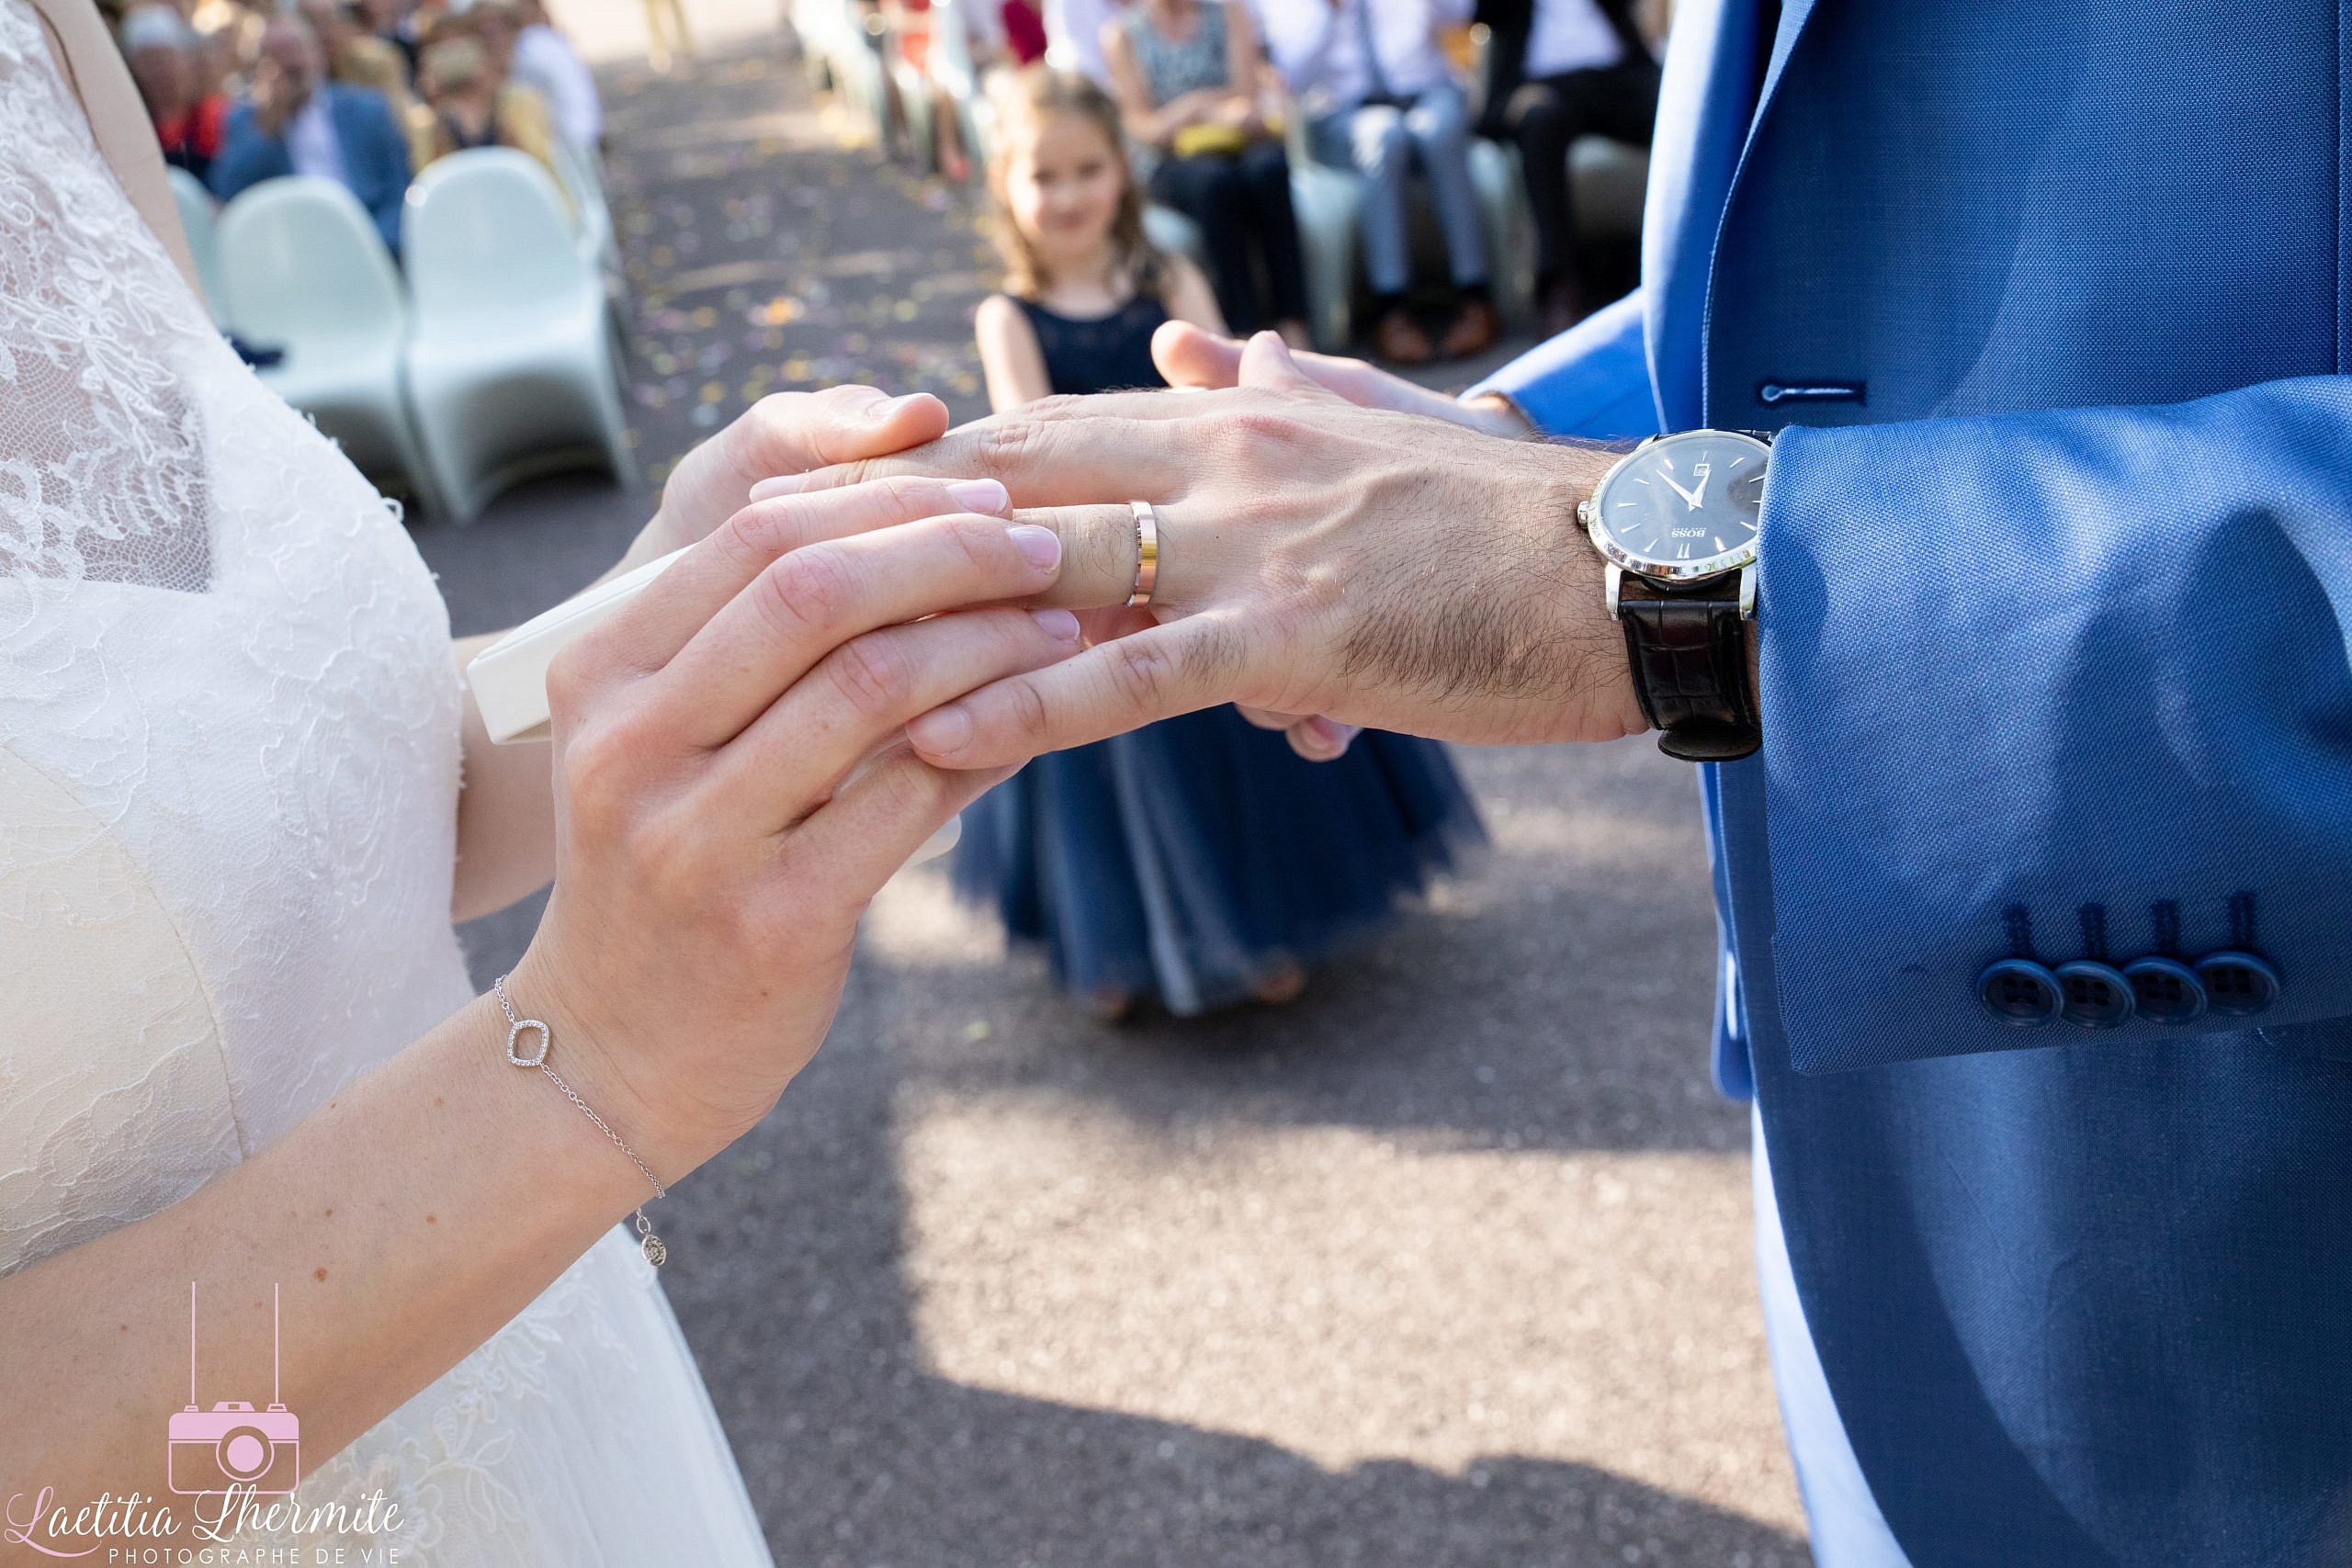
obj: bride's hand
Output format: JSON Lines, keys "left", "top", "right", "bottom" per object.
{"left": 504, "top": 476, "right": 1079, "bottom": 1179}
{"left": 637, "top": 386, "right": 953, "bottom": 559}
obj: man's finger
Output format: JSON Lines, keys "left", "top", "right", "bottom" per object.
{"left": 741, "top": 386, "right": 951, "bottom": 479}
{"left": 1237, "top": 330, "right": 1335, "bottom": 395}
{"left": 1152, "top": 320, "right": 1244, "bottom": 389}
{"left": 1006, "top": 504, "right": 1147, "bottom": 607}
{"left": 773, "top": 401, "right": 1199, "bottom": 508}
{"left": 903, "top": 615, "right": 1256, "bottom": 769}
{"left": 1287, "top": 717, "right": 1360, "bottom": 761}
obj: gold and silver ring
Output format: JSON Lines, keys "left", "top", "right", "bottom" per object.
{"left": 1125, "top": 500, "right": 1159, "bottom": 608}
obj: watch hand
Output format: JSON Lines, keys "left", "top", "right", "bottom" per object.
{"left": 1689, "top": 473, "right": 1710, "bottom": 508}
{"left": 1657, "top": 471, "right": 1702, "bottom": 508}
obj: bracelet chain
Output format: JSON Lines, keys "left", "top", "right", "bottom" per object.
{"left": 492, "top": 973, "right": 670, "bottom": 1267}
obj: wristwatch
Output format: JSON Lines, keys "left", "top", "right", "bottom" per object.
{"left": 1576, "top": 429, "right": 1770, "bottom": 761}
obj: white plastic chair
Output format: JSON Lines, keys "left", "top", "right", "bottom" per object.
{"left": 551, "top": 135, "right": 631, "bottom": 338}
{"left": 215, "top": 176, "right": 444, "bottom": 516}
{"left": 166, "top": 166, "right": 231, "bottom": 326}
{"left": 1569, "top": 136, "right": 1649, "bottom": 243}
{"left": 401, "top": 149, "right": 636, "bottom": 524}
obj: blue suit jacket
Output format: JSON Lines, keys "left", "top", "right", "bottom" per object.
{"left": 1477, "top": 1, "right": 2352, "bottom": 1562}
{"left": 209, "top": 85, "right": 411, "bottom": 255}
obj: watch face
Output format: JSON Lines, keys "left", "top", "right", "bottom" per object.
{"left": 1589, "top": 430, "right": 1769, "bottom": 579}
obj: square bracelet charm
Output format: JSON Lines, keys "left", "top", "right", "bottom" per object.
{"left": 505, "top": 1017, "right": 551, "bottom": 1068}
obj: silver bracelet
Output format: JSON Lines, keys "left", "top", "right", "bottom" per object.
{"left": 492, "top": 973, "right": 670, "bottom": 1267}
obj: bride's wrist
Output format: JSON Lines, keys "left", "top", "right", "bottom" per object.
{"left": 491, "top": 951, "right": 725, "bottom": 1197}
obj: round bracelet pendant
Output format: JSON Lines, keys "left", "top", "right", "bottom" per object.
{"left": 635, "top": 1210, "right": 667, "bottom": 1267}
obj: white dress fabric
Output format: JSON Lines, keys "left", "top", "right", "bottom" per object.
{"left": 0, "top": 6, "right": 773, "bottom": 1559}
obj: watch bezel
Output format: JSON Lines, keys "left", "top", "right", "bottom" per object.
{"left": 1580, "top": 430, "right": 1770, "bottom": 583}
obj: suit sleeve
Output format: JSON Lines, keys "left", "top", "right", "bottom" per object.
{"left": 1464, "top": 289, "right": 1660, "bottom": 439}
{"left": 1755, "top": 375, "right": 2352, "bottom": 1072}
{"left": 203, "top": 107, "right": 274, "bottom": 203}
{"left": 358, "top": 94, "right": 412, "bottom": 254}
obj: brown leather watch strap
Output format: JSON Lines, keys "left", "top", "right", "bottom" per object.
{"left": 1615, "top": 574, "right": 1760, "bottom": 761}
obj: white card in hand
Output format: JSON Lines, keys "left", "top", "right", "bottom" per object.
{"left": 463, "top": 546, "right": 959, "bottom": 865}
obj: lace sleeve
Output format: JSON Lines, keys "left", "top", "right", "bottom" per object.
{"left": 0, "top": 0, "right": 214, "bottom": 593}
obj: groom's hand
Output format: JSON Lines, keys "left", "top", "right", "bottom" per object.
{"left": 1150, "top": 321, "right": 1530, "bottom": 759}
{"left": 1152, "top": 320, "right": 1533, "bottom": 440}
{"left": 800, "top": 333, "right": 1650, "bottom": 768}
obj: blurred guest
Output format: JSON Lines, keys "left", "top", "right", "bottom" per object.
{"left": 1041, "top": 0, "right": 1118, "bottom": 84}
{"left": 640, "top": 0, "right": 693, "bottom": 71}
{"left": 120, "top": 4, "right": 230, "bottom": 179}
{"left": 298, "top": 0, "right": 419, "bottom": 125}
{"left": 209, "top": 12, "right": 412, "bottom": 253}
{"left": 413, "top": 32, "right": 560, "bottom": 175}
{"left": 355, "top": 0, "right": 423, "bottom": 69}
{"left": 1103, "top": 0, "right": 1309, "bottom": 342}
{"left": 1261, "top": 0, "right": 1496, "bottom": 364}
{"left": 1476, "top": 0, "right": 1654, "bottom": 332}
{"left": 965, "top": 69, "right": 1482, "bottom": 1018}
{"left": 999, "top": 0, "right": 1047, "bottom": 63}
{"left": 510, "top": 0, "right": 601, "bottom": 150}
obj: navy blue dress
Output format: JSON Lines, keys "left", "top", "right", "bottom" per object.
{"left": 954, "top": 290, "right": 1484, "bottom": 1013}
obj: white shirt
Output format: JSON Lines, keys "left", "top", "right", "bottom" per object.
{"left": 284, "top": 89, "right": 347, "bottom": 185}
{"left": 1261, "top": 0, "right": 1469, "bottom": 115}
{"left": 1522, "top": 0, "right": 1623, "bottom": 78}
{"left": 1045, "top": 0, "right": 1121, "bottom": 85}
{"left": 513, "top": 22, "right": 603, "bottom": 149}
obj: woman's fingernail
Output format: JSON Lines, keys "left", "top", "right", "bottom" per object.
{"left": 1008, "top": 524, "right": 1062, "bottom": 572}
{"left": 748, "top": 473, "right": 808, "bottom": 502}
{"left": 1030, "top": 608, "right": 1081, "bottom": 643}
{"left": 949, "top": 479, "right": 1009, "bottom": 513}
{"left": 909, "top": 704, "right": 973, "bottom": 755}
{"left": 1300, "top": 718, "right": 1358, "bottom": 757}
{"left": 870, "top": 393, "right": 922, "bottom": 422}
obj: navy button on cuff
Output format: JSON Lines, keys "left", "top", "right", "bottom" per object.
{"left": 2122, "top": 954, "right": 2207, "bottom": 1024}
{"left": 1978, "top": 958, "right": 2062, "bottom": 1027}
{"left": 2054, "top": 959, "right": 2135, "bottom": 1029}
{"left": 2194, "top": 950, "right": 2279, "bottom": 1017}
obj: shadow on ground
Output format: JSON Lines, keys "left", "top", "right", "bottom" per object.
{"left": 415, "top": 33, "right": 1804, "bottom": 1566}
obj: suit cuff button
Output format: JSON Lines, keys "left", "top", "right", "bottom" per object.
{"left": 2122, "top": 955, "right": 2207, "bottom": 1024}
{"left": 2193, "top": 951, "right": 2280, "bottom": 1018}
{"left": 2054, "top": 960, "right": 2135, "bottom": 1029}
{"left": 1977, "top": 958, "right": 2062, "bottom": 1027}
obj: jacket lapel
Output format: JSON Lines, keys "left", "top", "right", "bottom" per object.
{"left": 1642, "top": 0, "right": 1819, "bottom": 429}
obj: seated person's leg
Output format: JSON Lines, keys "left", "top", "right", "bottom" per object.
{"left": 1310, "top": 105, "right": 1429, "bottom": 363}
{"left": 1402, "top": 82, "right": 1497, "bottom": 356}
{"left": 1238, "top": 140, "right": 1312, "bottom": 344}
{"left": 1502, "top": 78, "right": 1579, "bottom": 327}
{"left": 1178, "top": 154, "right": 1269, "bottom": 333}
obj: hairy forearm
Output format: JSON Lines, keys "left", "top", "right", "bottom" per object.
{"left": 450, "top": 523, "right": 677, "bottom": 922}
{"left": 0, "top": 988, "right": 650, "bottom": 1512}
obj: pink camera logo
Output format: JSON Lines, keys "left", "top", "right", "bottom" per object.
{"left": 167, "top": 1282, "right": 300, "bottom": 1496}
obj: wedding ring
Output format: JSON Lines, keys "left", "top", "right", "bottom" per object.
{"left": 1125, "top": 501, "right": 1159, "bottom": 608}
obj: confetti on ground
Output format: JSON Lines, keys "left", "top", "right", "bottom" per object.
{"left": 599, "top": 38, "right": 999, "bottom": 475}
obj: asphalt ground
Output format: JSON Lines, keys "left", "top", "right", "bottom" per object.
{"left": 414, "top": 25, "right": 1811, "bottom": 1565}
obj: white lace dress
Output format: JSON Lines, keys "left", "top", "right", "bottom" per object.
{"left": 0, "top": 6, "right": 775, "bottom": 1559}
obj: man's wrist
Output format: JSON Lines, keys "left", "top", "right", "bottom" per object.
{"left": 1525, "top": 441, "right": 1650, "bottom": 743}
